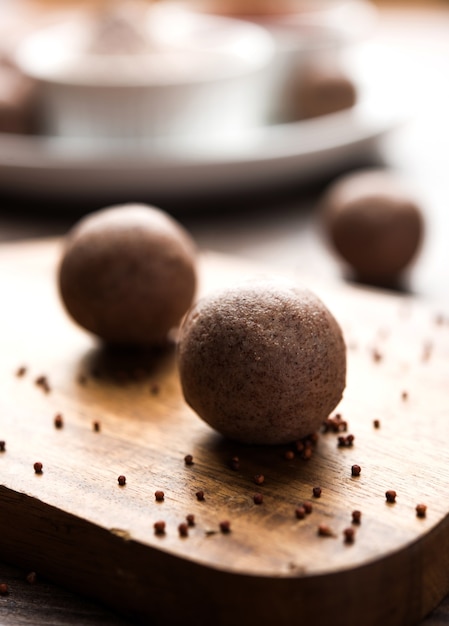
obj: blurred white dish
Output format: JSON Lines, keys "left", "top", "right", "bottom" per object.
{"left": 175, "top": 0, "right": 377, "bottom": 121}
{"left": 0, "top": 44, "right": 405, "bottom": 199}
{"left": 15, "top": 3, "right": 275, "bottom": 140}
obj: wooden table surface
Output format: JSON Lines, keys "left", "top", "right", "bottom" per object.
{"left": 1, "top": 3, "right": 449, "bottom": 625}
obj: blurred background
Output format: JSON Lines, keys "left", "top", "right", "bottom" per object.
{"left": 0, "top": 0, "right": 448, "bottom": 301}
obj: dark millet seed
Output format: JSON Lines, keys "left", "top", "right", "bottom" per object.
{"left": 219, "top": 520, "right": 231, "bottom": 534}
{"left": 253, "top": 493, "right": 264, "bottom": 505}
{"left": 93, "top": 421, "right": 101, "bottom": 432}
{"left": 385, "top": 490, "right": 397, "bottom": 503}
{"left": 322, "top": 414, "right": 347, "bottom": 433}
{"left": 196, "top": 490, "right": 205, "bottom": 501}
{"left": 373, "top": 419, "right": 380, "bottom": 429}
{"left": 254, "top": 474, "right": 265, "bottom": 486}
{"left": 343, "top": 527, "right": 355, "bottom": 544}
{"left": 16, "top": 366, "right": 27, "bottom": 377}
{"left": 302, "top": 447, "right": 313, "bottom": 461}
{"left": 117, "top": 475, "right": 126, "bottom": 486}
{"left": 351, "top": 464, "right": 361, "bottom": 477}
{"left": 26, "top": 572, "right": 37, "bottom": 584}
{"left": 303, "top": 501, "right": 313, "bottom": 514}
{"left": 295, "top": 506, "right": 306, "bottom": 519}
{"left": 372, "top": 348, "right": 382, "bottom": 362}
{"left": 154, "top": 521, "right": 166, "bottom": 535}
{"left": 317, "top": 524, "right": 334, "bottom": 537}
{"left": 338, "top": 434, "right": 355, "bottom": 448}
{"left": 150, "top": 383, "right": 160, "bottom": 395}
{"left": 33, "top": 462, "right": 43, "bottom": 474}
{"left": 184, "top": 454, "right": 194, "bottom": 466}
{"left": 77, "top": 374, "right": 87, "bottom": 386}
{"left": 0, "top": 441, "right": 5, "bottom": 452}
{"left": 0, "top": 583, "right": 9, "bottom": 595}
{"left": 186, "top": 514, "right": 195, "bottom": 527}
{"left": 352, "top": 510, "right": 362, "bottom": 525}
{"left": 416, "top": 503, "right": 427, "bottom": 518}
{"left": 178, "top": 523, "right": 188, "bottom": 537}
{"left": 54, "top": 414, "right": 64, "bottom": 429}
{"left": 312, "top": 486, "right": 322, "bottom": 498}
{"left": 284, "top": 450, "right": 295, "bottom": 460}
{"left": 35, "top": 375, "right": 51, "bottom": 393}
{"left": 229, "top": 456, "right": 240, "bottom": 471}
{"left": 155, "top": 490, "right": 165, "bottom": 502}
{"left": 401, "top": 391, "right": 408, "bottom": 401}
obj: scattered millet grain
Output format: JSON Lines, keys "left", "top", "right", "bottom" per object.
{"left": 317, "top": 524, "right": 334, "bottom": 537}
{"left": 219, "top": 520, "right": 231, "bottom": 534}
{"left": 35, "top": 375, "right": 51, "bottom": 393}
{"left": 385, "top": 490, "right": 397, "bottom": 503}
{"left": 338, "top": 434, "right": 355, "bottom": 448}
{"left": 303, "top": 501, "right": 313, "bottom": 514}
{"left": 295, "top": 506, "right": 306, "bottom": 519}
{"left": 254, "top": 474, "right": 265, "bottom": 486}
{"left": 178, "top": 523, "right": 188, "bottom": 537}
{"left": 154, "top": 521, "right": 166, "bottom": 535}
{"left": 312, "top": 486, "right": 322, "bottom": 498}
{"left": 229, "top": 456, "right": 240, "bottom": 471}
{"left": 416, "top": 504, "right": 427, "bottom": 518}
{"left": 343, "top": 527, "right": 355, "bottom": 544}
{"left": 302, "top": 447, "right": 313, "bottom": 461}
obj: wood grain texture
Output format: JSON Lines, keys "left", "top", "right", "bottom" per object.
{"left": 0, "top": 239, "right": 449, "bottom": 626}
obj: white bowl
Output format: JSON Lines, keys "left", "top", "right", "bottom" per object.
{"left": 178, "top": 0, "right": 377, "bottom": 121}
{"left": 15, "top": 4, "right": 275, "bottom": 141}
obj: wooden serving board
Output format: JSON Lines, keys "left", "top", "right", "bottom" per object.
{"left": 1, "top": 238, "right": 449, "bottom": 626}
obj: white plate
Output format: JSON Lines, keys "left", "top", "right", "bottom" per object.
{"left": 0, "top": 44, "right": 405, "bottom": 199}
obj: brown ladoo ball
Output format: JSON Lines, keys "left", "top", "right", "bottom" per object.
{"left": 177, "top": 280, "right": 346, "bottom": 445}
{"left": 322, "top": 169, "right": 424, "bottom": 283}
{"left": 296, "top": 61, "right": 357, "bottom": 121}
{"left": 58, "top": 204, "right": 197, "bottom": 345}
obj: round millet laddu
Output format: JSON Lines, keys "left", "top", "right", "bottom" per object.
{"left": 177, "top": 280, "right": 346, "bottom": 445}
{"left": 322, "top": 169, "right": 424, "bottom": 283}
{"left": 58, "top": 203, "right": 197, "bottom": 345}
